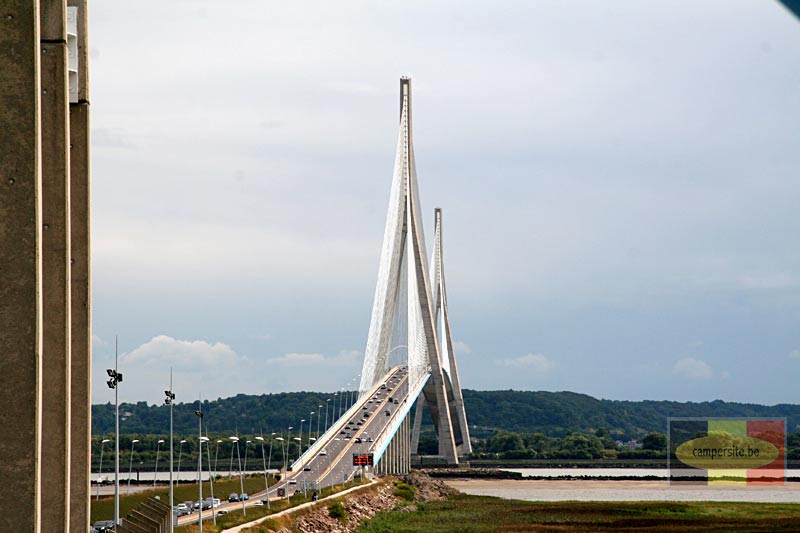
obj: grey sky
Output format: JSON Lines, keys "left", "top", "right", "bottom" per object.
{"left": 89, "top": 1, "right": 800, "bottom": 406}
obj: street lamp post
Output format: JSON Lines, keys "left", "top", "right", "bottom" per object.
{"left": 298, "top": 419, "right": 305, "bottom": 461}
{"left": 255, "top": 435, "right": 270, "bottom": 509}
{"left": 127, "top": 439, "right": 139, "bottom": 495}
{"left": 325, "top": 399, "right": 331, "bottom": 432}
{"left": 177, "top": 439, "right": 187, "bottom": 479}
{"left": 195, "top": 403, "right": 204, "bottom": 533}
{"left": 154, "top": 439, "right": 165, "bottom": 487}
{"left": 230, "top": 436, "right": 246, "bottom": 517}
{"left": 309, "top": 412, "right": 315, "bottom": 449}
{"left": 214, "top": 440, "right": 222, "bottom": 475}
{"left": 203, "top": 434, "right": 215, "bottom": 526}
{"left": 274, "top": 436, "right": 287, "bottom": 502}
{"left": 164, "top": 373, "right": 176, "bottom": 533}
{"left": 292, "top": 437, "right": 304, "bottom": 497}
{"left": 96, "top": 438, "right": 110, "bottom": 500}
{"left": 317, "top": 406, "right": 322, "bottom": 438}
{"left": 267, "top": 432, "right": 275, "bottom": 472}
{"left": 105, "top": 336, "right": 123, "bottom": 527}
{"left": 243, "top": 440, "right": 251, "bottom": 474}
{"left": 286, "top": 427, "right": 293, "bottom": 472}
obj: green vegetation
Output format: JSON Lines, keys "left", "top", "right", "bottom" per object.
{"left": 358, "top": 495, "right": 800, "bottom": 532}
{"left": 328, "top": 501, "right": 348, "bottom": 522}
{"left": 469, "top": 428, "right": 669, "bottom": 461}
{"left": 92, "top": 390, "right": 800, "bottom": 442}
{"left": 392, "top": 481, "right": 416, "bottom": 501}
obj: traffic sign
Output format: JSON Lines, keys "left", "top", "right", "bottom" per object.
{"left": 353, "top": 453, "right": 374, "bottom": 466}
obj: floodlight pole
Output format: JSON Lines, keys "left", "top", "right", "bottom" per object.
{"left": 196, "top": 401, "right": 203, "bottom": 533}
{"left": 113, "top": 337, "right": 120, "bottom": 527}
{"left": 166, "top": 369, "right": 175, "bottom": 533}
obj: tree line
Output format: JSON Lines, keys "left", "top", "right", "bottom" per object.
{"left": 92, "top": 389, "right": 800, "bottom": 442}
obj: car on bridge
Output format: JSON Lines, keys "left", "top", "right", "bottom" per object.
{"left": 228, "top": 492, "right": 239, "bottom": 502}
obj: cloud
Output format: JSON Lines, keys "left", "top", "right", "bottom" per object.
{"left": 790, "top": 350, "right": 800, "bottom": 360}
{"left": 672, "top": 357, "right": 713, "bottom": 380}
{"left": 122, "top": 335, "right": 244, "bottom": 368}
{"left": 496, "top": 353, "right": 557, "bottom": 374}
{"left": 92, "top": 334, "right": 109, "bottom": 348}
{"left": 453, "top": 341, "right": 472, "bottom": 354}
{"left": 269, "top": 350, "right": 361, "bottom": 368}
{"left": 323, "top": 81, "right": 377, "bottom": 94}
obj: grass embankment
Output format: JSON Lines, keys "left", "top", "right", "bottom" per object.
{"left": 359, "top": 496, "right": 800, "bottom": 532}
{"left": 176, "top": 478, "right": 370, "bottom": 533}
{"left": 90, "top": 476, "right": 272, "bottom": 523}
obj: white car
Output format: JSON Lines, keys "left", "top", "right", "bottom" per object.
{"left": 320, "top": 449, "right": 327, "bottom": 456}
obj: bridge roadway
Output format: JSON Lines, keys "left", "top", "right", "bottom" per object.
{"left": 177, "top": 365, "right": 411, "bottom": 526}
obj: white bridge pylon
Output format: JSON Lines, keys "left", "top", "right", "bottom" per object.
{"left": 358, "top": 78, "right": 470, "bottom": 465}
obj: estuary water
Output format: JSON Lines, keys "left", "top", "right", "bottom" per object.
{"left": 446, "top": 468, "right": 800, "bottom": 503}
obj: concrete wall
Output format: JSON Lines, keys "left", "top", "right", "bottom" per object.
{"left": 0, "top": 2, "right": 91, "bottom": 531}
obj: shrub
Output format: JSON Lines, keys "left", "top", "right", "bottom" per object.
{"left": 393, "top": 481, "right": 416, "bottom": 501}
{"left": 328, "top": 501, "right": 348, "bottom": 522}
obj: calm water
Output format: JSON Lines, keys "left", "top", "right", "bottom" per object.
{"left": 446, "top": 468, "right": 800, "bottom": 503}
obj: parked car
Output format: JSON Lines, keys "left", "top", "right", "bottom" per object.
{"left": 229, "top": 492, "right": 240, "bottom": 502}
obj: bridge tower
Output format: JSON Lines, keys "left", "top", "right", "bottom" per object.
{"left": 358, "top": 78, "right": 469, "bottom": 467}
{"left": 411, "top": 208, "right": 473, "bottom": 458}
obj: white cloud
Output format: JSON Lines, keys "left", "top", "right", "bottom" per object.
{"left": 496, "top": 353, "right": 557, "bottom": 374}
{"left": 672, "top": 357, "right": 713, "bottom": 380}
{"left": 92, "top": 334, "right": 109, "bottom": 348}
{"left": 122, "top": 335, "right": 243, "bottom": 368}
{"left": 269, "top": 350, "right": 361, "bottom": 368}
{"left": 453, "top": 341, "right": 472, "bottom": 354}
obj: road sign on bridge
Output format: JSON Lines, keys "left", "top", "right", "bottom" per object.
{"left": 353, "top": 453, "right": 374, "bottom": 466}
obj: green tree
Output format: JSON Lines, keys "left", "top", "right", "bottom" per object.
{"left": 642, "top": 432, "right": 667, "bottom": 451}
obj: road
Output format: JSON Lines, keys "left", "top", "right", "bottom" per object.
{"left": 177, "top": 365, "right": 410, "bottom": 526}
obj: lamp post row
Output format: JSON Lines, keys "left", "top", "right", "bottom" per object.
{"left": 103, "top": 350, "right": 364, "bottom": 529}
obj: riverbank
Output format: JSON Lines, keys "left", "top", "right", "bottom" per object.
{"left": 445, "top": 478, "right": 800, "bottom": 503}
{"left": 359, "top": 494, "right": 800, "bottom": 532}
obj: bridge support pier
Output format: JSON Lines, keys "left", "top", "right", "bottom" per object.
{"left": 0, "top": 2, "right": 91, "bottom": 532}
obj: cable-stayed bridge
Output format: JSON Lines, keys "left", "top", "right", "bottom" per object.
{"left": 243, "top": 78, "right": 471, "bottom": 505}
